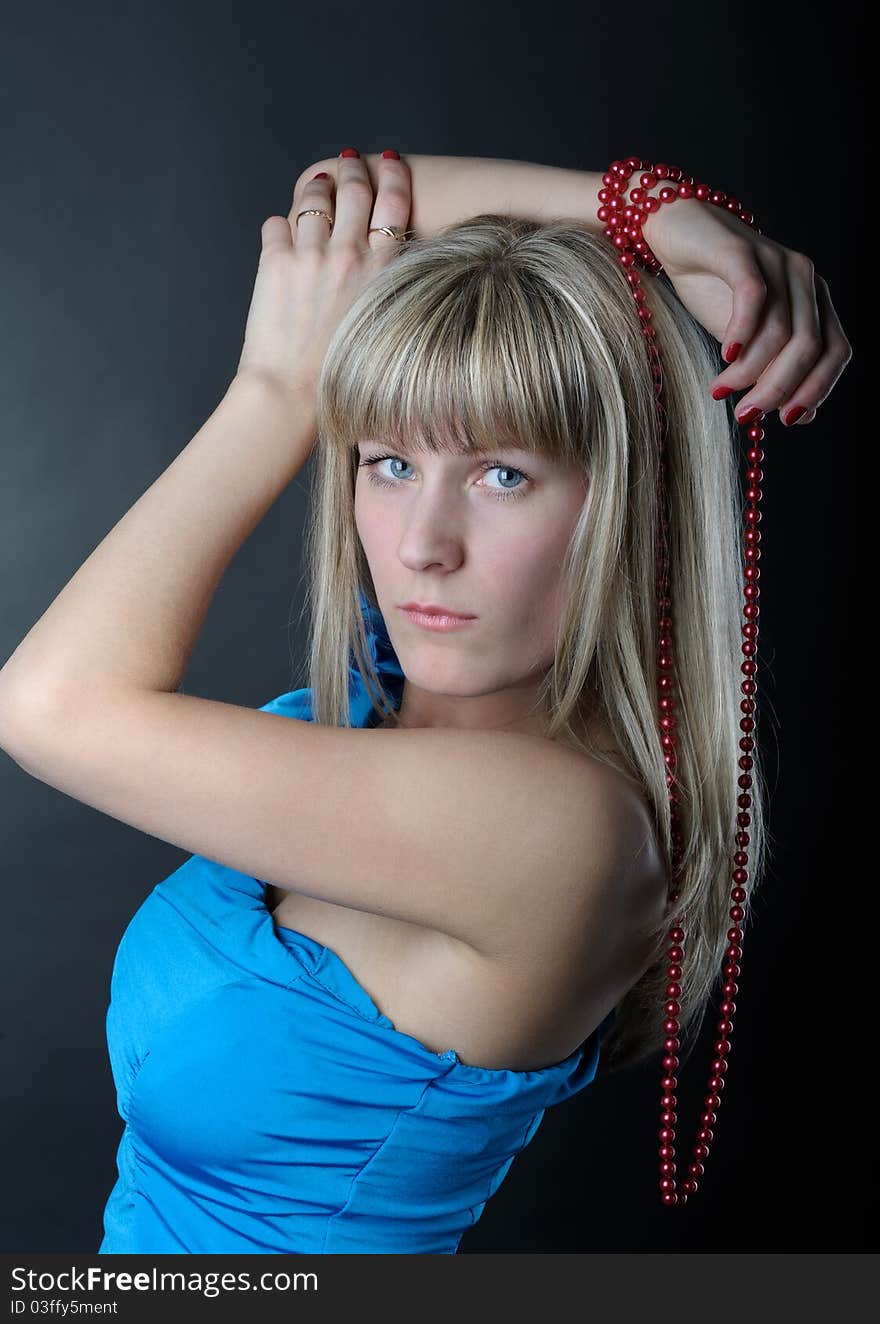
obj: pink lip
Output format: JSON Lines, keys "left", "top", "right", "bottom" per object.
{"left": 398, "top": 602, "right": 476, "bottom": 619}
{"left": 398, "top": 606, "right": 477, "bottom": 632}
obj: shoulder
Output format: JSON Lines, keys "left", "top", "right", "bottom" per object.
{"left": 468, "top": 732, "right": 667, "bottom": 962}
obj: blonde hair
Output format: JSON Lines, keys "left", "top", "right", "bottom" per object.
{"left": 296, "top": 214, "right": 772, "bottom": 1074}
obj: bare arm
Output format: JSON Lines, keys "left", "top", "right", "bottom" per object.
{"left": 293, "top": 153, "right": 608, "bottom": 239}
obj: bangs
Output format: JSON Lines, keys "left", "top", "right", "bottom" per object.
{"left": 316, "top": 251, "right": 591, "bottom": 465}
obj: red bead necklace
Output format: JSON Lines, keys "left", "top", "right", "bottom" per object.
{"left": 597, "top": 157, "right": 764, "bottom": 1206}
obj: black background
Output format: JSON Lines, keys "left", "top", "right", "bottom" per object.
{"left": 0, "top": 0, "right": 870, "bottom": 1253}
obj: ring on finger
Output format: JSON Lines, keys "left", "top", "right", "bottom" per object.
{"left": 296, "top": 208, "right": 334, "bottom": 233}
{"left": 368, "top": 225, "right": 406, "bottom": 240}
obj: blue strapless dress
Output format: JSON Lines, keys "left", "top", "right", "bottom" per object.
{"left": 98, "top": 592, "right": 615, "bottom": 1254}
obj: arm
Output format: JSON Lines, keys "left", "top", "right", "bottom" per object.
{"left": 294, "top": 153, "right": 609, "bottom": 239}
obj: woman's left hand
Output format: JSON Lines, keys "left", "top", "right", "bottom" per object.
{"left": 643, "top": 197, "right": 852, "bottom": 427}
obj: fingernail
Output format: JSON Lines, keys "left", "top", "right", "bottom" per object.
{"left": 736, "top": 405, "right": 762, "bottom": 425}
{"left": 381, "top": 149, "right": 400, "bottom": 160}
{"left": 340, "top": 147, "right": 360, "bottom": 158}
{"left": 312, "top": 172, "right": 329, "bottom": 180}
{"left": 711, "top": 385, "right": 732, "bottom": 401}
{"left": 724, "top": 342, "right": 742, "bottom": 364}
{"left": 784, "top": 405, "right": 807, "bottom": 426}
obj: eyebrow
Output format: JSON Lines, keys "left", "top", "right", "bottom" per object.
{"left": 356, "top": 440, "right": 534, "bottom": 458}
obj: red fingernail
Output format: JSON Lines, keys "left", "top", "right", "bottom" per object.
{"left": 724, "top": 342, "right": 742, "bottom": 364}
{"left": 340, "top": 147, "right": 360, "bottom": 158}
{"left": 312, "top": 172, "right": 329, "bottom": 179}
{"left": 736, "top": 406, "right": 762, "bottom": 425}
{"left": 381, "top": 149, "right": 400, "bottom": 160}
{"left": 784, "top": 405, "right": 807, "bottom": 426}
{"left": 711, "top": 386, "right": 732, "bottom": 400}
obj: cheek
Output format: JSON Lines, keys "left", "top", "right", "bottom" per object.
{"left": 354, "top": 491, "right": 389, "bottom": 560}
{"left": 484, "top": 531, "right": 570, "bottom": 640}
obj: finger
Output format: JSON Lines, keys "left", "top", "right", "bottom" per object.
{"left": 714, "top": 242, "right": 770, "bottom": 365}
{"left": 330, "top": 152, "right": 377, "bottom": 249}
{"left": 775, "top": 275, "right": 853, "bottom": 426}
{"left": 260, "top": 215, "right": 294, "bottom": 254}
{"left": 732, "top": 251, "right": 823, "bottom": 424}
{"left": 366, "top": 152, "right": 413, "bottom": 256}
{"left": 708, "top": 247, "right": 792, "bottom": 411}
{"left": 290, "top": 172, "right": 335, "bottom": 250}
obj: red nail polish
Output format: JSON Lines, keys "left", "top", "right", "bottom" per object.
{"left": 784, "top": 405, "right": 807, "bottom": 426}
{"left": 724, "top": 342, "right": 742, "bottom": 364}
{"left": 736, "top": 406, "right": 762, "bottom": 425}
{"left": 381, "top": 149, "right": 400, "bottom": 160}
{"left": 711, "top": 386, "right": 732, "bottom": 401}
{"left": 312, "top": 172, "right": 329, "bottom": 179}
{"left": 340, "top": 147, "right": 360, "bottom": 158}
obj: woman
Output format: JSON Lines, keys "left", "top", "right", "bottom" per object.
{"left": 0, "top": 150, "right": 852, "bottom": 1253}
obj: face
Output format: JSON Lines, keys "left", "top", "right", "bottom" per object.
{"left": 354, "top": 437, "right": 589, "bottom": 735}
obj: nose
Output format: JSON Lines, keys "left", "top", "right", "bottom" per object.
{"left": 395, "top": 486, "right": 467, "bottom": 573}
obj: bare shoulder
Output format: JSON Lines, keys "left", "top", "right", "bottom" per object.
{"left": 495, "top": 737, "right": 668, "bottom": 965}
{"left": 421, "top": 741, "right": 669, "bottom": 1067}
{"left": 0, "top": 678, "right": 664, "bottom": 984}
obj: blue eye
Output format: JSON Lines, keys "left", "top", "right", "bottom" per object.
{"left": 357, "top": 454, "right": 531, "bottom": 503}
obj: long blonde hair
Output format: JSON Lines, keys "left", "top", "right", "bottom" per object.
{"left": 296, "top": 214, "right": 771, "bottom": 1074}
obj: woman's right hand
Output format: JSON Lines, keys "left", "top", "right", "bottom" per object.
{"left": 642, "top": 196, "right": 852, "bottom": 428}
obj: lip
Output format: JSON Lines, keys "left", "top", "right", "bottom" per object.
{"left": 398, "top": 602, "right": 477, "bottom": 620}
{"left": 398, "top": 604, "right": 477, "bottom": 632}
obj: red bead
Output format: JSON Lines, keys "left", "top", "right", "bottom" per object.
{"left": 599, "top": 155, "right": 762, "bottom": 1212}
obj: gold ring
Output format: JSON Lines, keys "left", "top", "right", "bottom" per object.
{"left": 295, "top": 209, "right": 334, "bottom": 231}
{"left": 368, "top": 225, "right": 405, "bottom": 240}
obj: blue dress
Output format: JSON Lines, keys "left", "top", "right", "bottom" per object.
{"left": 99, "top": 592, "right": 616, "bottom": 1254}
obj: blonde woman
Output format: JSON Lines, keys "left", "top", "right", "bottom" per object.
{"left": 0, "top": 149, "right": 851, "bottom": 1253}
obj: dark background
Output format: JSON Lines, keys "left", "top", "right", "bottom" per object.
{"left": 0, "top": 0, "right": 869, "bottom": 1254}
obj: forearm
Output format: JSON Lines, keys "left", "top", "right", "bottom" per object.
{"left": 399, "top": 154, "right": 608, "bottom": 238}
{"left": 298, "top": 153, "right": 608, "bottom": 238}
{"left": 0, "top": 377, "right": 313, "bottom": 719}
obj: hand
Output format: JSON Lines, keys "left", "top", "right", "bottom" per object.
{"left": 234, "top": 151, "right": 412, "bottom": 397}
{"left": 643, "top": 199, "right": 852, "bottom": 427}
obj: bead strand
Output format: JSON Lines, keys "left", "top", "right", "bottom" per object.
{"left": 597, "top": 157, "right": 764, "bottom": 1207}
